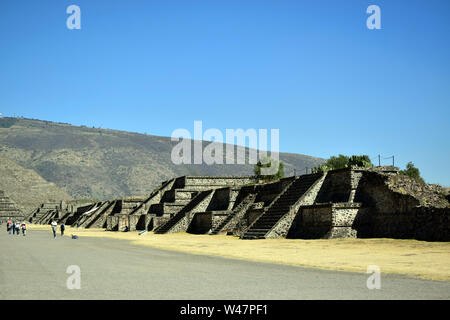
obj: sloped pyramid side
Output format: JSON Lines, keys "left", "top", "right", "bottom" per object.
{"left": 0, "top": 156, "right": 73, "bottom": 215}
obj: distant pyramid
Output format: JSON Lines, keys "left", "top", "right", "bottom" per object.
{"left": 0, "top": 156, "right": 73, "bottom": 215}
{"left": 0, "top": 190, "right": 24, "bottom": 221}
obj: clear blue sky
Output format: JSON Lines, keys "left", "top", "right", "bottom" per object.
{"left": 1, "top": 0, "right": 449, "bottom": 185}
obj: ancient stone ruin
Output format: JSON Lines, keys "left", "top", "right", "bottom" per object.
{"left": 0, "top": 190, "right": 24, "bottom": 221}
{"left": 28, "top": 168, "right": 450, "bottom": 241}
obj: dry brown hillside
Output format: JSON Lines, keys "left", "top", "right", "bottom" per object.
{"left": 0, "top": 117, "right": 324, "bottom": 200}
{"left": 0, "top": 156, "right": 73, "bottom": 214}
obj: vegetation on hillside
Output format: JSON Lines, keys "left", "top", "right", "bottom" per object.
{"left": 400, "top": 162, "right": 425, "bottom": 184}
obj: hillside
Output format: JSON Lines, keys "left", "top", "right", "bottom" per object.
{"left": 0, "top": 156, "right": 73, "bottom": 214}
{"left": 0, "top": 117, "right": 324, "bottom": 200}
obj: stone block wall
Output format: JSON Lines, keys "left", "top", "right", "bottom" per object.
{"left": 150, "top": 202, "right": 187, "bottom": 215}
{"left": 188, "top": 212, "right": 217, "bottom": 234}
{"left": 360, "top": 207, "right": 449, "bottom": 241}
{"left": 117, "top": 214, "right": 129, "bottom": 231}
{"left": 413, "top": 207, "right": 449, "bottom": 241}
{"left": 174, "top": 176, "right": 256, "bottom": 191}
{"left": 111, "top": 199, "right": 144, "bottom": 215}
{"left": 328, "top": 203, "right": 370, "bottom": 238}
{"left": 106, "top": 216, "right": 119, "bottom": 231}
{"left": 162, "top": 189, "right": 196, "bottom": 202}
{"left": 316, "top": 169, "right": 352, "bottom": 203}
{"left": 295, "top": 204, "right": 332, "bottom": 238}
{"left": 291, "top": 202, "right": 369, "bottom": 239}
{"left": 354, "top": 171, "right": 419, "bottom": 214}
{"left": 207, "top": 188, "right": 232, "bottom": 211}
{"left": 126, "top": 214, "right": 154, "bottom": 231}
{"left": 351, "top": 170, "right": 450, "bottom": 240}
{"left": 128, "top": 215, "right": 140, "bottom": 231}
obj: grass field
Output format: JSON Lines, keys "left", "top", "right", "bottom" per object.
{"left": 28, "top": 224, "right": 450, "bottom": 281}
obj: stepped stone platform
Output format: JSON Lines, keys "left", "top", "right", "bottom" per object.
{"left": 27, "top": 202, "right": 62, "bottom": 224}
{"left": 26, "top": 168, "right": 450, "bottom": 241}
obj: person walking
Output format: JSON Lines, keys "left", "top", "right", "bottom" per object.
{"left": 60, "top": 223, "right": 65, "bottom": 237}
{"left": 7, "top": 220, "right": 12, "bottom": 234}
{"left": 12, "top": 220, "right": 16, "bottom": 235}
{"left": 51, "top": 221, "right": 57, "bottom": 239}
{"left": 21, "top": 222, "right": 27, "bottom": 236}
{"left": 15, "top": 221, "right": 20, "bottom": 236}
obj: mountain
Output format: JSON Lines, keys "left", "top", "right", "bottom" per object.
{"left": 0, "top": 117, "right": 324, "bottom": 200}
{"left": 0, "top": 156, "right": 73, "bottom": 214}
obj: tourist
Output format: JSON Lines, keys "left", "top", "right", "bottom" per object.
{"left": 7, "top": 220, "right": 12, "bottom": 234}
{"left": 51, "top": 221, "right": 57, "bottom": 238}
{"left": 21, "top": 221, "right": 27, "bottom": 236}
{"left": 15, "top": 221, "right": 20, "bottom": 236}
{"left": 12, "top": 220, "right": 16, "bottom": 235}
{"left": 60, "top": 223, "right": 65, "bottom": 236}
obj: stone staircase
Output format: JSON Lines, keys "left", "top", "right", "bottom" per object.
{"left": 241, "top": 174, "right": 321, "bottom": 239}
{"left": 27, "top": 202, "right": 60, "bottom": 224}
{"left": 38, "top": 209, "right": 59, "bottom": 224}
{"left": 71, "top": 201, "right": 109, "bottom": 227}
{"left": 128, "top": 178, "right": 175, "bottom": 216}
{"left": 78, "top": 201, "right": 111, "bottom": 227}
{"left": 210, "top": 194, "right": 256, "bottom": 235}
{"left": 85, "top": 200, "right": 117, "bottom": 228}
{"left": 154, "top": 190, "right": 213, "bottom": 234}
{"left": 65, "top": 203, "right": 98, "bottom": 226}
{"left": 58, "top": 209, "right": 76, "bottom": 225}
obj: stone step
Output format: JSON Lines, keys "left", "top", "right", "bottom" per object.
{"left": 154, "top": 190, "right": 213, "bottom": 234}
{"left": 241, "top": 174, "right": 321, "bottom": 239}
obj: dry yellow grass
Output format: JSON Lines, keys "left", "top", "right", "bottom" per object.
{"left": 29, "top": 224, "right": 450, "bottom": 281}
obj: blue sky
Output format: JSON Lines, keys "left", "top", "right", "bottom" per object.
{"left": 0, "top": 0, "right": 449, "bottom": 185}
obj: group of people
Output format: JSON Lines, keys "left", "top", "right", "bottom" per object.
{"left": 5, "top": 220, "right": 27, "bottom": 236}
{"left": 5, "top": 219, "right": 66, "bottom": 238}
{"left": 51, "top": 221, "right": 65, "bottom": 238}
